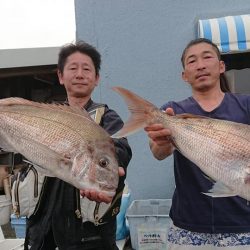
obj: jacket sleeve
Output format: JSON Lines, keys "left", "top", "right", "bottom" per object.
{"left": 100, "top": 106, "right": 132, "bottom": 174}
{"left": 98, "top": 106, "right": 132, "bottom": 222}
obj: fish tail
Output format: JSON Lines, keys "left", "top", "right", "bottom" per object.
{"left": 112, "top": 86, "right": 158, "bottom": 138}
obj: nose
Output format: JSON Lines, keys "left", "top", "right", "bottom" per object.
{"left": 196, "top": 58, "right": 206, "bottom": 70}
{"left": 76, "top": 68, "right": 85, "bottom": 78}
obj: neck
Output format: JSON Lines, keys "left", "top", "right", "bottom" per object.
{"left": 67, "top": 96, "right": 90, "bottom": 108}
{"left": 192, "top": 86, "right": 225, "bottom": 112}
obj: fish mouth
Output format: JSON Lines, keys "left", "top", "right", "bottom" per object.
{"left": 100, "top": 184, "right": 117, "bottom": 192}
{"left": 98, "top": 181, "right": 117, "bottom": 193}
{"left": 101, "top": 189, "right": 116, "bottom": 197}
{"left": 95, "top": 184, "right": 117, "bottom": 197}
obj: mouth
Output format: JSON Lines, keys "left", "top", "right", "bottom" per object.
{"left": 72, "top": 82, "right": 88, "bottom": 86}
{"left": 100, "top": 183, "right": 117, "bottom": 192}
{"left": 196, "top": 73, "right": 209, "bottom": 80}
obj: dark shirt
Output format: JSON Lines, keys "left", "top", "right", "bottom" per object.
{"left": 24, "top": 100, "right": 132, "bottom": 250}
{"left": 161, "top": 93, "right": 250, "bottom": 233}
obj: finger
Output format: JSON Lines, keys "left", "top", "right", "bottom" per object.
{"left": 165, "top": 108, "right": 175, "bottom": 116}
{"left": 97, "top": 193, "right": 112, "bottom": 204}
{"left": 144, "top": 123, "right": 164, "bottom": 132}
{"left": 80, "top": 190, "right": 86, "bottom": 197}
{"left": 154, "top": 136, "right": 173, "bottom": 146}
{"left": 80, "top": 188, "right": 114, "bottom": 203}
{"left": 80, "top": 189, "right": 90, "bottom": 198}
{"left": 148, "top": 128, "right": 172, "bottom": 140}
{"left": 89, "top": 190, "right": 98, "bottom": 201}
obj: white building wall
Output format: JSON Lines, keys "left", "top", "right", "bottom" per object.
{"left": 75, "top": 0, "right": 250, "bottom": 201}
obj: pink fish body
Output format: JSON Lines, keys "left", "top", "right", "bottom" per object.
{"left": 0, "top": 98, "right": 119, "bottom": 196}
{"left": 112, "top": 87, "right": 250, "bottom": 201}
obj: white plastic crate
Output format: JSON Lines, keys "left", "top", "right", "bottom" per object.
{"left": 0, "top": 195, "right": 12, "bottom": 226}
{"left": 126, "top": 199, "right": 172, "bottom": 250}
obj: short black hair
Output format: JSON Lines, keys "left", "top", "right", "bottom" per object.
{"left": 58, "top": 40, "right": 101, "bottom": 76}
{"left": 181, "top": 38, "right": 231, "bottom": 93}
{"left": 181, "top": 38, "right": 221, "bottom": 68}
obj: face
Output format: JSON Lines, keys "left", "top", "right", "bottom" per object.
{"left": 182, "top": 43, "right": 225, "bottom": 92}
{"left": 58, "top": 52, "right": 99, "bottom": 99}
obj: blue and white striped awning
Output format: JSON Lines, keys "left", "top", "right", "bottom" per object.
{"left": 198, "top": 14, "right": 250, "bottom": 53}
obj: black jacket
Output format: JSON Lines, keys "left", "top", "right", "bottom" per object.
{"left": 24, "top": 100, "right": 132, "bottom": 250}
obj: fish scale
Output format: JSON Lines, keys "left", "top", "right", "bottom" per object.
{"left": 168, "top": 116, "right": 250, "bottom": 199}
{"left": 1, "top": 104, "right": 107, "bottom": 140}
{"left": 0, "top": 97, "right": 119, "bottom": 196}
{"left": 112, "top": 86, "right": 250, "bottom": 201}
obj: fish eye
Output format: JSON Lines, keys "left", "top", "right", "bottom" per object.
{"left": 99, "top": 157, "right": 109, "bottom": 168}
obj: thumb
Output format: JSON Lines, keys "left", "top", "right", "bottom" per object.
{"left": 166, "top": 107, "right": 175, "bottom": 116}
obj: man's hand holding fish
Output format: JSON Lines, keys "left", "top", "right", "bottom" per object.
{"left": 145, "top": 108, "right": 175, "bottom": 160}
{"left": 80, "top": 166, "right": 125, "bottom": 203}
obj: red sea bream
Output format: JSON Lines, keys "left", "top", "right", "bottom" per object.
{"left": 112, "top": 86, "right": 250, "bottom": 201}
{"left": 0, "top": 98, "right": 119, "bottom": 196}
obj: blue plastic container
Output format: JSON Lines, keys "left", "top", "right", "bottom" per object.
{"left": 10, "top": 214, "right": 26, "bottom": 238}
{"left": 116, "top": 192, "right": 131, "bottom": 240}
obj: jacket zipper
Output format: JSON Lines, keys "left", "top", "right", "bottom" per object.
{"left": 93, "top": 190, "right": 123, "bottom": 225}
{"left": 13, "top": 172, "right": 21, "bottom": 217}
{"left": 94, "top": 203, "right": 100, "bottom": 225}
{"left": 75, "top": 189, "right": 82, "bottom": 219}
{"left": 30, "top": 166, "right": 38, "bottom": 197}
{"left": 32, "top": 176, "right": 47, "bottom": 216}
{"left": 13, "top": 165, "right": 39, "bottom": 217}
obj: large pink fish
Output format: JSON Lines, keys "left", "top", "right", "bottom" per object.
{"left": 0, "top": 98, "right": 119, "bottom": 197}
{"left": 112, "top": 86, "right": 250, "bottom": 201}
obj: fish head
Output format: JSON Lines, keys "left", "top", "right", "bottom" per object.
{"left": 71, "top": 139, "right": 119, "bottom": 197}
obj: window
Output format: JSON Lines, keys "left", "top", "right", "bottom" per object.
{"left": 0, "top": 65, "right": 66, "bottom": 102}
{"left": 222, "top": 52, "right": 250, "bottom": 94}
{"left": 198, "top": 14, "right": 250, "bottom": 94}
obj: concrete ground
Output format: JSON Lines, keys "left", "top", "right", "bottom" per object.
{"left": 1, "top": 222, "right": 16, "bottom": 239}
{"left": 1, "top": 223, "right": 133, "bottom": 250}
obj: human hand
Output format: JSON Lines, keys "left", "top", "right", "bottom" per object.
{"left": 144, "top": 108, "right": 175, "bottom": 160}
{"left": 144, "top": 108, "right": 175, "bottom": 146}
{"left": 80, "top": 167, "right": 125, "bottom": 203}
{"left": 79, "top": 189, "right": 113, "bottom": 203}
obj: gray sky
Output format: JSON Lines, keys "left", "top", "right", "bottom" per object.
{"left": 0, "top": 0, "right": 75, "bottom": 49}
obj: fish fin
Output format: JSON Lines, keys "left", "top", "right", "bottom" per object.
{"left": 32, "top": 152, "right": 72, "bottom": 177}
{"left": 112, "top": 87, "right": 158, "bottom": 138}
{"left": 5, "top": 134, "right": 73, "bottom": 177}
{"left": 176, "top": 113, "right": 209, "bottom": 119}
{"left": 0, "top": 97, "right": 94, "bottom": 123}
{"left": 0, "top": 130, "right": 19, "bottom": 153}
{"left": 0, "top": 97, "right": 31, "bottom": 105}
{"left": 202, "top": 174, "right": 215, "bottom": 183}
{"left": 71, "top": 153, "right": 90, "bottom": 177}
{"left": 23, "top": 159, "right": 55, "bottom": 177}
{"left": 46, "top": 103, "right": 93, "bottom": 121}
{"left": 202, "top": 181, "right": 237, "bottom": 198}
{"left": 0, "top": 139, "right": 18, "bottom": 153}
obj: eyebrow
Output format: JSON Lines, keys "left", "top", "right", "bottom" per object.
{"left": 186, "top": 50, "right": 214, "bottom": 61}
{"left": 202, "top": 50, "right": 214, "bottom": 55}
{"left": 67, "top": 62, "right": 91, "bottom": 67}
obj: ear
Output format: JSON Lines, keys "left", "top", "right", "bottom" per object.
{"left": 219, "top": 60, "right": 226, "bottom": 74}
{"left": 57, "top": 70, "right": 64, "bottom": 86}
{"left": 94, "top": 74, "right": 100, "bottom": 86}
{"left": 182, "top": 71, "right": 188, "bottom": 82}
